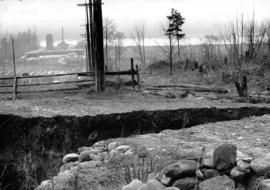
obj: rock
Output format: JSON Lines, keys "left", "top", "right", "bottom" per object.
{"left": 201, "top": 150, "right": 214, "bottom": 167}
{"left": 89, "top": 154, "right": 101, "bottom": 161}
{"left": 161, "top": 160, "right": 197, "bottom": 185}
{"left": 122, "top": 179, "right": 144, "bottom": 190}
{"left": 36, "top": 180, "right": 52, "bottom": 190}
{"left": 78, "top": 146, "right": 92, "bottom": 153}
{"left": 60, "top": 162, "right": 79, "bottom": 173}
{"left": 213, "top": 144, "right": 237, "bottom": 171}
{"left": 250, "top": 153, "right": 270, "bottom": 176}
{"left": 108, "top": 142, "right": 122, "bottom": 151}
{"left": 237, "top": 151, "right": 252, "bottom": 162}
{"left": 116, "top": 145, "right": 132, "bottom": 153}
{"left": 138, "top": 179, "right": 165, "bottom": 190}
{"left": 62, "top": 153, "right": 79, "bottom": 164}
{"left": 125, "top": 150, "right": 134, "bottom": 157}
{"left": 79, "top": 161, "right": 102, "bottom": 169}
{"left": 79, "top": 151, "right": 91, "bottom": 162}
{"left": 160, "top": 174, "right": 171, "bottom": 186}
{"left": 173, "top": 177, "right": 197, "bottom": 190}
{"left": 258, "top": 179, "right": 270, "bottom": 190}
{"left": 246, "top": 176, "right": 264, "bottom": 190}
{"left": 199, "top": 175, "right": 235, "bottom": 190}
{"left": 230, "top": 167, "right": 246, "bottom": 181}
{"left": 237, "top": 160, "right": 250, "bottom": 173}
{"left": 203, "top": 169, "right": 220, "bottom": 179}
{"left": 165, "top": 187, "right": 180, "bottom": 190}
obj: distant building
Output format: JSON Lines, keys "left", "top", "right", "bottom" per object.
{"left": 46, "top": 34, "right": 54, "bottom": 50}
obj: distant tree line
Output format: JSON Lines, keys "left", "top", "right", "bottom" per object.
{"left": 0, "top": 29, "right": 40, "bottom": 62}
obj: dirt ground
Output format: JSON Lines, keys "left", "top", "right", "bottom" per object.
{"left": 0, "top": 86, "right": 269, "bottom": 117}
{"left": 110, "top": 113, "right": 270, "bottom": 159}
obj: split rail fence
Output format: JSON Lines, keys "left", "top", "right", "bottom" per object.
{"left": 0, "top": 58, "right": 140, "bottom": 100}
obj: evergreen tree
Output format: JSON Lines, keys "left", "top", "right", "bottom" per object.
{"left": 166, "top": 9, "right": 185, "bottom": 74}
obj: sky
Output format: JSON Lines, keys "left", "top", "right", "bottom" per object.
{"left": 0, "top": 0, "right": 270, "bottom": 44}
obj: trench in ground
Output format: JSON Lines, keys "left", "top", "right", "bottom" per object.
{"left": 1, "top": 106, "right": 270, "bottom": 189}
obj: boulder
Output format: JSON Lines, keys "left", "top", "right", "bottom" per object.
{"left": 79, "top": 151, "right": 91, "bottom": 162}
{"left": 137, "top": 179, "right": 165, "bottom": 190}
{"left": 230, "top": 167, "right": 246, "bottom": 181}
{"left": 237, "top": 160, "right": 250, "bottom": 173}
{"left": 258, "top": 179, "right": 270, "bottom": 190}
{"left": 116, "top": 145, "right": 132, "bottom": 153}
{"left": 237, "top": 151, "right": 252, "bottom": 162}
{"left": 122, "top": 179, "right": 144, "bottom": 190}
{"left": 108, "top": 142, "right": 122, "bottom": 151}
{"left": 78, "top": 146, "right": 92, "bottom": 154}
{"left": 173, "top": 177, "right": 197, "bottom": 190}
{"left": 201, "top": 150, "right": 214, "bottom": 167}
{"left": 62, "top": 153, "right": 79, "bottom": 164}
{"left": 78, "top": 161, "right": 102, "bottom": 169}
{"left": 213, "top": 144, "right": 237, "bottom": 171}
{"left": 60, "top": 162, "right": 79, "bottom": 173}
{"left": 250, "top": 153, "right": 270, "bottom": 176}
{"left": 203, "top": 169, "right": 220, "bottom": 179}
{"left": 199, "top": 175, "right": 235, "bottom": 190}
{"left": 160, "top": 160, "right": 197, "bottom": 186}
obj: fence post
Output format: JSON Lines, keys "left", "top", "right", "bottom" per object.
{"left": 136, "top": 65, "right": 140, "bottom": 90}
{"left": 131, "top": 58, "right": 135, "bottom": 89}
{"left": 12, "top": 39, "right": 17, "bottom": 100}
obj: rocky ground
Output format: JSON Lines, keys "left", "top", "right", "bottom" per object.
{"left": 36, "top": 114, "right": 270, "bottom": 190}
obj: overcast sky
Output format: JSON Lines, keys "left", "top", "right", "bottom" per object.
{"left": 0, "top": 0, "right": 270, "bottom": 42}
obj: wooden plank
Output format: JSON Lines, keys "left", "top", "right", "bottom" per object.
{"left": 0, "top": 72, "right": 95, "bottom": 80}
{"left": 131, "top": 58, "right": 135, "bottom": 89}
{"left": 136, "top": 65, "right": 141, "bottom": 90}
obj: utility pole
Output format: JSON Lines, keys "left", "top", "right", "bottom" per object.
{"left": 78, "top": 0, "right": 105, "bottom": 92}
{"left": 93, "top": 0, "right": 105, "bottom": 92}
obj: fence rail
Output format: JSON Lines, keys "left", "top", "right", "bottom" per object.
{"left": 0, "top": 58, "right": 140, "bottom": 97}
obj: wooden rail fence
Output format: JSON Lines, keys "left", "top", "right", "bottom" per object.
{"left": 0, "top": 58, "right": 140, "bottom": 99}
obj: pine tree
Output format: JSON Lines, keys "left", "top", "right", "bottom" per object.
{"left": 165, "top": 9, "right": 185, "bottom": 74}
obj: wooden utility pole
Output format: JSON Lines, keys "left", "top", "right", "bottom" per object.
{"left": 93, "top": 0, "right": 105, "bottom": 92}
{"left": 12, "top": 39, "right": 17, "bottom": 100}
{"left": 85, "top": 4, "right": 92, "bottom": 71}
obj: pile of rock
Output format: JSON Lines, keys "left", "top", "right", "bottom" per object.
{"left": 36, "top": 142, "right": 270, "bottom": 190}
{"left": 122, "top": 143, "right": 270, "bottom": 190}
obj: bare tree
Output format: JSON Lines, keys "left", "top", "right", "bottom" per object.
{"left": 222, "top": 17, "right": 247, "bottom": 97}
{"left": 133, "top": 24, "right": 146, "bottom": 70}
{"left": 112, "top": 32, "right": 125, "bottom": 71}
{"left": 245, "top": 13, "right": 267, "bottom": 61}
{"left": 201, "top": 34, "right": 223, "bottom": 71}
{"left": 103, "top": 18, "right": 116, "bottom": 71}
{"left": 267, "top": 23, "right": 270, "bottom": 55}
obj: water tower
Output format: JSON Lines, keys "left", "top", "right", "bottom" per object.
{"left": 46, "top": 34, "right": 54, "bottom": 50}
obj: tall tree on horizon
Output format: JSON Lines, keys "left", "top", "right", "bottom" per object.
{"left": 166, "top": 8, "right": 185, "bottom": 75}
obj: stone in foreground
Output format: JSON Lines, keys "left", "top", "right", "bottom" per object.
{"left": 137, "top": 179, "right": 165, "bottom": 190}
{"left": 250, "top": 153, "right": 270, "bottom": 176}
{"left": 62, "top": 153, "right": 79, "bottom": 164}
{"left": 122, "top": 179, "right": 144, "bottom": 190}
{"left": 258, "top": 179, "right": 270, "bottom": 190}
{"left": 173, "top": 177, "right": 197, "bottom": 190}
{"left": 199, "top": 175, "right": 235, "bottom": 190}
{"left": 213, "top": 144, "right": 237, "bottom": 171}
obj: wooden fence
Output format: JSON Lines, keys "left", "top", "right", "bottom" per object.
{"left": 0, "top": 58, "right": 140, "bottom": 99}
